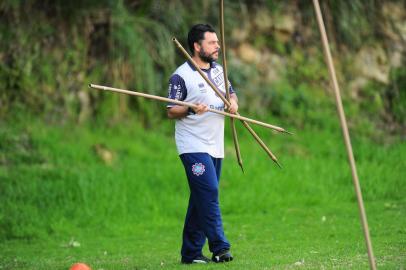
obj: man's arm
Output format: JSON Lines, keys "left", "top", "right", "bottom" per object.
{"left": 167, "top": 104, "right": 208, "bottom": 119}
{"left": 228, "top": 93, "right": 238, "bottom": 114}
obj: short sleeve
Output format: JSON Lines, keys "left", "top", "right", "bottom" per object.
{"left": 228, "top": 80, "right": 236, "bottom": 94}
{"left": 167, "top": 74, "right": 187, "bottom": 107}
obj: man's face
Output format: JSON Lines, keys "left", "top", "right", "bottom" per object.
{"left": 195, "top": 32, "right": 220, "bottom": 63}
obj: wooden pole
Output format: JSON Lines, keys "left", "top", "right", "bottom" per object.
{"left": 172, "top": 38, "right": 290, "bottom": 167}
{"left": 312, "top": 1, "right": 376, "bottom": 269}
{"left": 89, "top": 84, "right": 289, "bottom": 132}
{"left": 219, "top": 0, "right": 244, "bottom": 172}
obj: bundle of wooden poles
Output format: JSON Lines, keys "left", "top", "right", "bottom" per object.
{"left": 90, "top": 0, "right": 293, "bottom": 170}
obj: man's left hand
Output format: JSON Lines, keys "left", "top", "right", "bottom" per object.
{"left": 228, "top": 99, "right": 238, "bottom": 114}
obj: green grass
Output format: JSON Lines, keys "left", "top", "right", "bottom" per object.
{"left": 0, "top": 116, "right": 405, "bottom": 269}
{"left": 0, "top": 203, "right": 404, "bottom": 269}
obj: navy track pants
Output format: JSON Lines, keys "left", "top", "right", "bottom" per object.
{"left": 179, "top": 152, "right": 230, "bottom": 260}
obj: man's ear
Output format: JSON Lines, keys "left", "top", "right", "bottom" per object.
{"left": 194, "top": 42, "right": 201, "bottom": 54}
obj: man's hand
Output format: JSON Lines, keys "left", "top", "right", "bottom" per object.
{"left": 167, "top": 103, "right": 208, "bottom": 119}
{"left": 193, "top": 103, "right": 209, "bottom": 114}
{"left": 228, "top": 98, "right": 238, "bottom": 114}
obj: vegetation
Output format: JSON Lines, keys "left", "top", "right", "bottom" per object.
{"left": 0, "top": 0, "right": 404, "bottom": 135}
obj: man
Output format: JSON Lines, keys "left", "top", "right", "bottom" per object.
{"left": 167, "top": 24, "right": 238, "bottom": 264}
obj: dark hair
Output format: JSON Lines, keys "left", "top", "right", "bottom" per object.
{"left": 187, "top": 24, "right": 216, "bottom": 55}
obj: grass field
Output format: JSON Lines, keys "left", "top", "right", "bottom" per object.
{"left": 0, "top": 116, "right": 405, "bottom": 269}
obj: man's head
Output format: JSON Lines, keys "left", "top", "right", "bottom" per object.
{"left": 188, "top": 24, "right": 220, "bottom": 63}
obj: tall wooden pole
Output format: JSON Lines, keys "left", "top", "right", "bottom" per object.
{"left": 219, "top": 0, "right": 244, "bottom": 172}
{"left": 89, "top": 84, "right": 288, "bottom": 132}
{"left": 312, "top": 1, "right": 376, "bottom": 269}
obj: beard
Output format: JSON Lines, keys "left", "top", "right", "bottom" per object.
{"left": 198, "top": 48, "right": 218, "bottom": 63}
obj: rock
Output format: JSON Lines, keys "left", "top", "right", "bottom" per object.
{"left": 381, "top": 2, "right": 405, "bottom": 68}
{"left": 348, "top": 78, "right": 369, "bottom": 99}
{"left": 354, "top": 46, "right": 390, "bottom": 84}
{"left": 238, "top": 43, "right": 260, "bottom": 64}
{"left": 253, "top": 9, "right": 273, "bottom": 32}
{"left": 231, "top": 26, "right": 249, "bottom": 43}
{"left": 93, "top": 144, "right": 114, "bottom": 165}
{"left": 257, "top": 52, "right": 286, "bottom": 83}
{"left": 382, "top": 2, "right": 406, "bottom": 41}
{"left": 273, "top": 14, "right": 296, "bottom": 34}
{"left": 272, "top": 13, "right": 296, "bottom": 43}
{"left": 389, "top": 48, "right": 403, "bottom": 68}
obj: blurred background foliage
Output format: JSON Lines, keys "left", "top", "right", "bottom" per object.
{"left": 0, "top": 0, "right": 405, "bottom": 135}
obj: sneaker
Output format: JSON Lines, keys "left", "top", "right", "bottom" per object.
{"left": 181, "top": 255, "right": 211, "bottom": 264}
{"left": 212, "top": 249, "right": 233, "bottom": 263}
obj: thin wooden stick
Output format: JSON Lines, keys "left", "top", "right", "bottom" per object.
{"left": 312, "top": 1, "right": 376, "bottom": 269}
{"left": 89, "top": 84, "right": 288, "bottom": 132}
{"left": 220, "top": 0, "right": 244, "bottom": 172}
{"left": 172, "top": 38, "right": 291, "bottom": 167}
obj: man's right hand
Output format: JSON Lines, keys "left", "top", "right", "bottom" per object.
{"left": 192, "top": 103, "right": 209, "bottom": 115}
{"left": 167, "top": 103, "right": 208, "bottom": 119}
